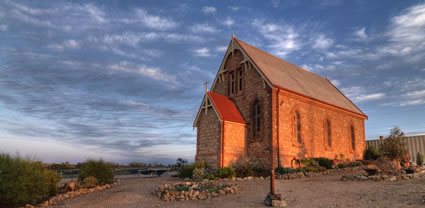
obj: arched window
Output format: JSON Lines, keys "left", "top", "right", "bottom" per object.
{"left": 295, "top": 111, "right": 302, "bottom": 143}
{"left": 350, "top": 124, "right": 355, "bottom": 150}
{"left": 253, "top": 100, "right": 261, "bottom": 137}
{"left": 326, "top": 119, "right": 332, "bottom": 147}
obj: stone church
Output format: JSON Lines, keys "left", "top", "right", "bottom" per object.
{"left": 193, "top": 36, "right": 367, "bottom": 169}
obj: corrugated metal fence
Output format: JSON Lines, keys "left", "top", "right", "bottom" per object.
{"left": 366, "top": 135, "right": 425, "bottom": 161}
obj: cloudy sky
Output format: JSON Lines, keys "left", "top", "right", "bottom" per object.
{"left": 1, "top": 0, "right": 425, "bottom": 164}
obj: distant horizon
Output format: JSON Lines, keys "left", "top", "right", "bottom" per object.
{"left": 1, "top": 0, "right": 425, "bottom": 164}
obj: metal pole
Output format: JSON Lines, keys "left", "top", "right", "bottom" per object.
{"left": 270, "top": 169, "right": 275, "bottom": 195}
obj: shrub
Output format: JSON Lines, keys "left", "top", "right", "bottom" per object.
{"left": 177, "top": 166, "right": 194, "bottom": 178}
{"left": 337, "top": 163, "right": 349, "bottom": 169}
{"left": 315, "top": 157, "right": 333, "bottom": 169}
{"left": 301, "top": 158, "right": 319, "bottom": 168}
{"left": 192, "top": 168, "right": 206, "bottom": 180}
{"left": 364, "top": 146, "right": 381, "bottom": 160}
{"left": 78, "top": 159, "right": 114, "bottom": 185}
{"left": 81, "top": 176, "right": 98, "bottom": 188}
{"left": 351, "top": 161, "right": 362, "bottom": 167}
{"left": 233, "top": 157, "right": 269, "bottom": 177}
{"left": 215, "top": 167, "right": 236, "bottom": 179}
{"left": 275, "top": 167, "right": 296, "bottom": 175}
{"left": 381, "top": 127, "right": 408, "bottom": 161}
{"left": 192, "top": 160, "right": 209, "bottom": 169}
{"left": 417, "top": 152, "right": 424, "bottom": 166}
{"left": 0, "top": 153, "right": 61, "bottom": 206}
{"left": 207, "top": 173, "right": 217, "bottom": 180}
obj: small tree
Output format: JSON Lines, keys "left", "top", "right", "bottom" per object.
{"left": 417, "top": 152, "right": 424, "bottom": 166}
{"left": 176, "top": 158, "right": 188, "bottom": 169}
{"left": 381, "top": 127, "right": 407, "bottom": 161}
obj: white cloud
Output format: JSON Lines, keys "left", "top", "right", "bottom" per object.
{"left": 341, "top": 86, "right": 385, "bottom": 103}
{"left": 330, "top": 79, "right": 341, "bottom": 87}
{"left": 354, "top": 27, "right": 368, "bottom": 40}
{"left": 108, "top": 61, "right": 176, "bottom": 82}
{"left": 64, "top": 40, "right": 80, "bottom": 48}
{"left": 406, "top": 89, "right": 425, "bottom": 98}
{"left": 48, "top": 39, "right": 80, "bottom": 50}
{"left": 216, "top": 46, "right": 228, "bottom": 52}
{"left": 354, "top": 93, "right": 385, "bottom": 102}
{"left": 202, "top": 6, "right": 216, "bottom": 14}
{"left": 191, "top": 23, "right": 217, "bottom": 33}
{"left": 379, "top": 4, "right": 425, "bottom": 58}
{"left": 252, "top": 19, "right": 300, "bottom": 57}
{"left": 0, "top": 24, "right": 8, "bottom": 31}
{"left": 193, "top": 48, "right": 211, "bottom": 57}
{"left": 313, "top": 34, "right": 333, "bottom": 49}
{"left": 229, "top": 6, "right": 240, "bottom": 11}
{"left": 223, "top": 17, "right": 235, "bottom": 26}
{"left": 133, "top": 9, "right": 178, "bottom": 30}
{"left": 272, "top": 0, "right": 281, "bottom": 8}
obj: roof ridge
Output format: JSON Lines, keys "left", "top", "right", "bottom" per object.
{"left": 234, "top": 38, "right": 327, "bottom": 81}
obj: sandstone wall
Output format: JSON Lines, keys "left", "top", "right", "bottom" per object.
{"left": 275, "top": 90, "right": 366, "bottom": 167}
{"left": 222, "top": 121, "right": 246, "bottom": 166}
{"left": 196, "top": 107, "right": 221, "bottom": 168}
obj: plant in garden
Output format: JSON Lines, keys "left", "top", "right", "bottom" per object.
{"left": 381, "top": 127, "right": 408, "bottom": 161}
{"left": 275, "top": 167, "right": 296, "bottom": 175}
{"left": 314, "top": 157, "right": 333, "bottom": 169}
{"left": 81, "top": 176, "right": 98, "bottom": 188}
{"left": 192, "top": 168, "right": 206, "bottom": 180}
{"left": 78, "top": 159, "right": 114, "bottom": 185}
{"left": 364, "top": 145, "right": 381, "bottom": 160}
{"left": 0, "top": 153, "right": 61, "bottom": 206}
{"left": 417, "top": 152, "right": 424, "bottom": 166}
{"left": 214, "top": 167, "right": 236, "bottom": 178}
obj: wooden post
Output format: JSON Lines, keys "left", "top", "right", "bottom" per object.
{"left": 270, "top": 169, "right": 275, "bottom": 195}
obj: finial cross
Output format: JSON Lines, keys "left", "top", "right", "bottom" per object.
{"left": 203, "top": 80, "right": 209, "bottom": 92}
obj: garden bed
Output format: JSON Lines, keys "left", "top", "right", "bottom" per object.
{"left": 153, "top": 181, "right": 239, "bottom": 201}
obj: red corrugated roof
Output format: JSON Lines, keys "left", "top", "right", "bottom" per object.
{"left": 207, "top": 92, "right": 246, "bottom": 124}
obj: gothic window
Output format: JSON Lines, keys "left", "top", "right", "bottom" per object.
{"left": 253, "top": 100, "right": 261, "bottom": 137}
{"left": 295, "top": 111, "right": 302, "bottom": 143}
{"left": 350, "top": 124, "right": 355, "bottom": 150}
{"left": 228, "top": 71, "right": 235, "bottom": 95}
{"left": 237, "top": 68, "right": 243, "bottom": 92}
{"left": 326, "top": 119, "right": 332, "bottom": 147}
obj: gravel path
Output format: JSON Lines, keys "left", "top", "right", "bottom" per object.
{"left": 54, "top": 171, "right": 425, "bottom": 208}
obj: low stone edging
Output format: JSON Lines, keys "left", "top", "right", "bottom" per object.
{"left": 276, "top": 166, "right": 364, "bottom": 180}
{"left": 23, "top": 183, "right": 117, "bottom": 208}
{"left": 153, "top": 181, "right": 240, "bottom": 201}
{"left": 341, "top": 169, "right": 425, "bottom": 182}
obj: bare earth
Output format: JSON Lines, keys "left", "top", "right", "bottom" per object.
{"left": 54, "top": 171, "right": 425, "bottom": 208}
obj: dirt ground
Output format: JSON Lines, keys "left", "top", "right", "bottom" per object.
{"left": 54, "top": 170, "right": 425, "bottom": 208}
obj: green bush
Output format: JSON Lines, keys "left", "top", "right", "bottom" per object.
{"left": 215, "top": 167, "right": 236, "bottom": 179}
{"left": 0, "top": 153, "right": 61, "bottom": 206}
{"left": 81, "top": 176, "right": 97, "bottom": 188}
{"left": 177, "top": 166, "right": 194, "bottom": 178}
{"left": 314, "top": 157, "right": 333, "bottom": 169}
{"left": 351, "top": 161, "right": 362, "bottom": 167}
{"left": 301, "top": 158, "right": 319, "bottom": 168}
{"left": 78, "top": 159, "right": 114, "bottom": 185}
{"left": 364, "top": 146, "right": 381, "bottom": 160}
{"left": 275, "top": 167, "right": 296, "bottom": 175}
{"left": 192, "top": 168, "right": 206, "bottom": 180}
{"left": 417, "top": 152, "right": 424, "bottom": 166}
{"left": 337, "top": 163, "right": 350, "bottom": 168}
{"left": 381, "top": 127, "right": 408, "bottom": 161}
{"left": 192, "top": 160, "right": 209, "bottom": 169}
{"left": 233, "top": 157, "right": 269, "bottom": 177}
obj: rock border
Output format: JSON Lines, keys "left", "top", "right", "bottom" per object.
{"left": 24, "top": 183, "right": 118, "bottom": 208}
{"left": 341, "top": 169, "right": 425, "bottom": 182}
{"left": 153, "top": 181, "right": 240, "bottom": 201}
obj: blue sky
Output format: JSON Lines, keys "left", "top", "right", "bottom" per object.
{"left": 1, "top": 0, "right": 425, "bottom": 164}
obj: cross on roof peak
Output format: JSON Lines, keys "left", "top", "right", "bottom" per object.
{"left": 203, "top": 80, "right": 209, "bottom": 92}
